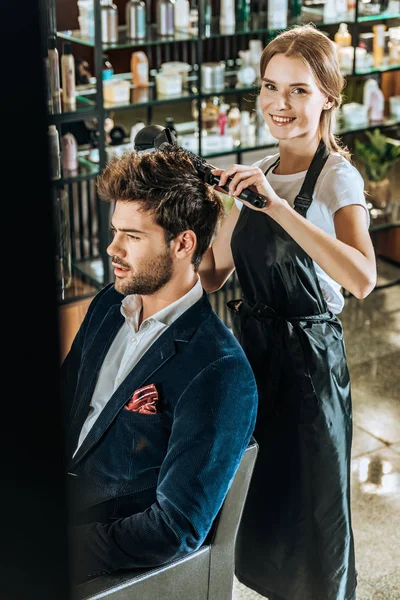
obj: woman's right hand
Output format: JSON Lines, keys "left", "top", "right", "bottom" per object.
{"left": 211, "top": 165, "right": 285, "bottom": 214}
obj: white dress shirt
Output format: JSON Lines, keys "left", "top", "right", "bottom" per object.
{"left": 74, "top": 277, "right": 203, "bottom": 455}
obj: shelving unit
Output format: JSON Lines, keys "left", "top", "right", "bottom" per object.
{"left": 44, "top": 0, "right": 400, "bottom": 305}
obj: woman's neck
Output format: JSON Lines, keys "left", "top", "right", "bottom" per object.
{"left": 275, "top": 136, "right": 321, "bottom": 175}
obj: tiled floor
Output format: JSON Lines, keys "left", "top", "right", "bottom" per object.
{"left": 233, "top": 258, "right": 400, "bottom": 600}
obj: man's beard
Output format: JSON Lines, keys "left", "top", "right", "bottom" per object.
{"left": 114, "top": 245, "right": 174, "bottom": 296}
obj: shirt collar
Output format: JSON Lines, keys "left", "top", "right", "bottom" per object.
{"left": 120, "top": 277, "right": 203, "bottom": 332}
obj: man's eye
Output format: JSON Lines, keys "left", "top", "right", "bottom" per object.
{"left": 264, "top": 83, "right": 276, "bottom": 90}
{"left": 127, "top": 235, "right": 140, "bottom": 240}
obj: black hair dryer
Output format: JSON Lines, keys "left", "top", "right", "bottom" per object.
{"left": 133, "top": 125, "right": 267, "bottom": 209}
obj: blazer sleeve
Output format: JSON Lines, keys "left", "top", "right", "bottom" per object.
{"left": 69, "top": 353, "right": 258, "bottom": 581}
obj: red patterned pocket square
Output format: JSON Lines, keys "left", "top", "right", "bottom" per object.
{"left": 125, "top": 384, "right": 159, "bottom": 414}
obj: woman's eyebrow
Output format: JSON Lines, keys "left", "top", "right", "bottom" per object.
{"left": 262, "top": 78, "right": 311, "bottom": 87}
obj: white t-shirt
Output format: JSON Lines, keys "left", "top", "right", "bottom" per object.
{"left": 235, "top": 152, "right": 370, "bottom": 314}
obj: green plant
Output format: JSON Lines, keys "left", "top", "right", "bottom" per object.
{"left": 354, "top": 128, "right": 400, "bottom": 182}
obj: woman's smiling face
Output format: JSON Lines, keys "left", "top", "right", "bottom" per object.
{"left": 260, "top": 53, "right": 331, "bottom": 143}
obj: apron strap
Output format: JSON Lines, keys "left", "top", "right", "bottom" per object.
{"left": 294, "top": 139, "right": 330, "bottom": 217}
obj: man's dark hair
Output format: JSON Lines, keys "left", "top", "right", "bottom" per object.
{"left": 96, "top": 146, "right": 224, "bottom": 270}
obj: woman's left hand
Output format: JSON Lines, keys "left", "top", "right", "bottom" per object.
{"left": 211, "top": 164, "right": 286, "bottom": 214}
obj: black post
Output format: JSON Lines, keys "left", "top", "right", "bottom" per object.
{"left": 1, "top": 0, "right": 70, "bottom": 599}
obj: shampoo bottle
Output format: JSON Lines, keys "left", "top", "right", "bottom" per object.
{"left": 61, "top": 133, "right": 78, "bottom": 174}
{"left": 47, "top": 36, "right": 62, "bottom": 114}
{"left": 363, "top": 78, "right": 384, "bottom": 122}
{"left": 131, "top": 51, "right": 149, "bottom": 87}
{"left": 220, "top": 0, "right": 236, "bottom": 34}
{"left": 156, "top": 0, "right": 174, "bottom": 36}
{"left": 323, "top": 0, "right": 336, "bottom": 21}
{"left": 218, "top": 104, "right": 228, "bottom": 135}
{"left": 48, "top": 125, "right": 61, "bottom": 180}
{"left": 61, "top": 42, "right": 76, "bottom": 111}
{"left": 267, "top": 0, "right": 287, "bottom": 29}
{"left": 373, "top": 24, "right": 386, "bottom": 68}
{"left": 174, "top": 0, "right": 190, "bottom": 32}
{"left": 100, "top": 0, "right": 118, "bottom": 43}
{"left": 334, "top": 23, "right": 352, "bottom": 48}
{"left": 126, "top": 0, "right": 146, "bottom": 40}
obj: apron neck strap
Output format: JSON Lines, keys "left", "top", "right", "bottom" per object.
{"left": 294, "top": 139, "right": 330, "bottom": 217}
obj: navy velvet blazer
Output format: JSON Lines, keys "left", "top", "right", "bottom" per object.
{"left": 62, "top": 284, "right": 258, "bottom": 581}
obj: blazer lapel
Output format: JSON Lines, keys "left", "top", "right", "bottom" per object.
{"left": 69, "top": 291, "right": 212, "bottom": 470}
{"left": 67, "top": 304, "right": 124, "bottom": 459}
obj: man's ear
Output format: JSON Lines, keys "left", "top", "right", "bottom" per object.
{"left": 171, "top": 230, "right": 197, "bottom": 261}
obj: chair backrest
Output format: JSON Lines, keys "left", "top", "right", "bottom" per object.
{"left": 208, "top": 438, "right": 258, "bottom": 600}
{"left": 74, "top": 438, "right": 259, "bottom": 600}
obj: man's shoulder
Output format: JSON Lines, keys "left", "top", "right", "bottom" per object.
{"left": 184, "top": 295, "right": 250, "bottom": 365}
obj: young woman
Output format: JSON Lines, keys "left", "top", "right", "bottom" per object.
{"left": 199, "top": 25, "right": 376, "bottom": 600}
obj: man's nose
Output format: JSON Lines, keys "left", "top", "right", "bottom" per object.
{"left": 107, "top": 237, "right": 124, "bottom": 258}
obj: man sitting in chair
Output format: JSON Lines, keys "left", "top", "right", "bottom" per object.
{"left": 63, "top": 146, "right": 258, "bottom": 583}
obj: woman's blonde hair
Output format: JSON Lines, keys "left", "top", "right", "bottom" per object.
{"left": 260, "top": 24, "right": 350, "bottom": 160}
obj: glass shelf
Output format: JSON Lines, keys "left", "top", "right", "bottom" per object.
{"left": 287, "top": 7, "right": 356, "bottom": 27}
{"left": 355, "top": 63, "right": 400, "bottom": 75}
{"left": 57, "top": 156, "right": 100, "bottom": 184}
{"left": 336, "top": 117, "right": 400, "bottom": 136}
{"left": 48, "top": 95, "right": 98, "bottom": 125}
{"left": 57, "top": 8, "right": 375, "bottom": 49}
{"left": 74, "top": 69, "right": 259, "bottom": 109}
{"left": 57, "top": 25, "right": 197, "bottom": 49}
{"left": 358, "top": 9, "right": 400, "bottom": 22}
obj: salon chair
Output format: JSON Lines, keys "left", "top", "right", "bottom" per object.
{"left": 73, "top": 438, "right": 258, "bottom": 600}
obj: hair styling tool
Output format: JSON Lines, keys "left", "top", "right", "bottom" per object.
{"left": 134, "top": 125, "right": 267, "bottom": 209}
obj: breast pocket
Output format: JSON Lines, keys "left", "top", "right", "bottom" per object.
{"left": 118, "top": 409, "right": 171, "bottom": 477}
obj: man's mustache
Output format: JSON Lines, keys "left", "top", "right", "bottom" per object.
{"left": 112, "top": 256, "right": 131, "bottom": 269}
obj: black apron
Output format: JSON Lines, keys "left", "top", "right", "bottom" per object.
{"left": 229, "top": 141, "right": 357, "bottom": 600}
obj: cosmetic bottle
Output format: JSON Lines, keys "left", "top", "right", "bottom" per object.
{"left": 363, "top": 78, "right": 384, "bottom": 122}
{"left": 126, "top": 0, "right": 146, "bottom": 40}
{"left": 237, "top": 50, "right": 257, "bottom": 86}
{"left": 100, "top": 0, "right": 118, "bottom": 43}
{"left": 267, "top": 0, "right": 287, "bottom": 29}
{"left": 102, "top": 54, "right": 114, "bottom": 80}
{"left": 237, "top": 0, "right": 251, "bottom": 27}
{"left": 334, "top": 23, "right": 352, "bottom": 48}
{"left": 228, "top": 103, "right": 241, "bottom": 141}
{"left": 201, "top": 96, "right": 219, "bottom": 133}
{"left": 204, "top": 0, "right": 212, "bottom": 37}
{"left": 373, "top": 24, "right": 386, "bottom": 68}
{"left": 289, "top": 0, "right": 302, "bottom": 18}
{"left": 220, "top": 0, "right": 236, "bottom": 35}
{"left": 47, "top": 36, "right": 62, "bottom": 114}
{"left": 48, "top": 125, "right": 61, "bottom": 180}
{"left": 335, "top": 0, "right": 348, "bottom": 15}
{"left": 61, "top": 42, "right": 76, "bottom": 111}
{"left": 61, "top": 133, "right": 78, "bottom": 175}
{"left": 156, "top": 0, "right": 174, "bottom": 36}
{"left": 44, "top": 57, "right": 53, "bottom": 114}
{"left": 218, "top": 104, "right": 228, "bottom": 135}
{"left": 240, "top": 110, "right": 253, "bottom": 145}
{"left": 174, "top": 0, "right": 190, "bottom": 32}
{"left": 323, "top": 0, "right": 336, "bottom": 21}
{"left": 131, "top": 51, "right": 149, "bottom": 87}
